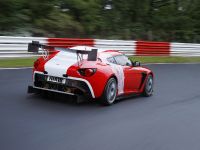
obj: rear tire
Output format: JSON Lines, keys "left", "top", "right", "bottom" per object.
{"left": 100, "top": 78, "right": 117, "bottom": 106}
{"left": 143, "top": 74, "right": 153, "bottom": 97}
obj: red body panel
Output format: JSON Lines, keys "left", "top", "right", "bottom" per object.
{"left": 66, "top": 61, "right": 115, "bottom": 98}
{"left": 124, "top": 66, "right": 142, "bottom": 93}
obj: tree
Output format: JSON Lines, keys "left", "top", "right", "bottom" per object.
{"left": 0, "top": 0, "right": 199, "bottom": 42}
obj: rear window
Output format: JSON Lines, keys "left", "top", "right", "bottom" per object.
{"left": 107, "top": 57, "right": 117, "bottom": 64}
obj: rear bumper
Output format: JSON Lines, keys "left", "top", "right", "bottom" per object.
{"left": 28, "top": 85, "right": 76, "bottom": 96}
{"left": 29, "top": 71, "right": 95, "bottom": 98}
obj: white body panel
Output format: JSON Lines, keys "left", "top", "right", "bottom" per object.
{"left": 98, "top": 53, "right": 125, "bottom": 94}
{"left": 45, "top": 51, "right": 77, "bottom": 77}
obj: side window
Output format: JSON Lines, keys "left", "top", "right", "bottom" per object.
{"left": 114, "top": 55, "right": 132, "bottom": 66}
{"left": 107, "top": 57, "right": 117, "bottom": 64}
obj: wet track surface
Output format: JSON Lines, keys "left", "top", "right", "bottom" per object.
{"left": 0, "top": 64, "right": 200, "bottom": 150}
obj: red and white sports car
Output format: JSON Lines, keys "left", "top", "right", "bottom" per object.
{"left": 28, "top": 41, "right": 154, "bottom": 105}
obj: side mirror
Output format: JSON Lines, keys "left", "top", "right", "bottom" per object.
{"left": 132, "top": 61, "right": 140, "bottom": 67}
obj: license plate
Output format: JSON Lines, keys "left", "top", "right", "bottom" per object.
{"left": 47, "top": 76, "right": 66, "bottom": 84}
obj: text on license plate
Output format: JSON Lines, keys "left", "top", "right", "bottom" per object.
{"left": 47, "top": 76, "right": 66, "bottom": 84}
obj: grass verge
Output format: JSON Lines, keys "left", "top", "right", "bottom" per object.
{"left": 0, "top": 56, "right": 200, "bottom": 68}
{"left": 0, "top": 57, "right": 37, "bottom": 68}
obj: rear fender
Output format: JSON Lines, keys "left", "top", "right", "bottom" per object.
{"left": 67, "top": 63, "right": 114, "bottom": 99}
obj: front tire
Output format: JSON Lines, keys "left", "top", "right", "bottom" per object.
{"left": 143, "top": 74, "right": 153, "bottom": 97}
{"left": 100, "top": 78, "right": 117, "bottom": 105}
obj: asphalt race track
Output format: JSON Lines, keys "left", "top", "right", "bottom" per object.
{"left": 0, "top": 64, "right": 200, "bottom": 150}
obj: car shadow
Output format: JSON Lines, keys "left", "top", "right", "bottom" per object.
{"left": 26, "top": 92, "right": 99, "bottom": 107}
{"left": 115, "top": 94, "right": 150, "bottom": 105}
{"left": 26, "top": 91, "right": 148, "bottom": 109}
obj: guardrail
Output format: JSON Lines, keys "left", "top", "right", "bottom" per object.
{"left": 0, "top": 36, "right": 47, "bottom": 57}
{"left": 0, "top": 36, "right": 200, "bottom": 57}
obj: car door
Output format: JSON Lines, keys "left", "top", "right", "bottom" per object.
{"left": 114, "top": 55, "right": 142, "bottom": 93}
{"left": 123, "top": 66, "right": 143, "bottom": 93}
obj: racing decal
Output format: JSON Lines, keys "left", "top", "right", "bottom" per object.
{"left": 99, "top": 53, "right": 125, "bottom": 95}
{"left": 109, "top": 64, "right": 124, "bottom": 95}
{"left": 44, "top": 50, "right": 77, "bottom": 77}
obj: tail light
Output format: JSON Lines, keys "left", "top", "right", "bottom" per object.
{"left": 78, "top": 68, "right": 97, "bottom": 77}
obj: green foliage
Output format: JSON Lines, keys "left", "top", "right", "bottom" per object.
{"left": 0, "top": 0, "right": 199, "bottom": 42}
{"left": 33, "top": 10, "right": 83, "bottom": 37}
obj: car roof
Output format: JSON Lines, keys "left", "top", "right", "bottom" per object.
{"left": 98, "top": 50, "right": 123, "bottom": 63}
{"left": 70, "top": 46, "right": 121, "bottom": 54}
{"left": 69, "top": 46, "right": 123, "bottom": 60}
{"left": 99, "top": 50, "right": 122, "bottom": 56}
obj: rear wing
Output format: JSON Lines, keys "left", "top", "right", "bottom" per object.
{"left": 28, "top": 41, "right": 98, "bottom": 61}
